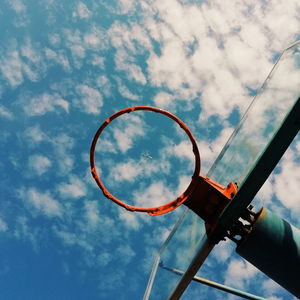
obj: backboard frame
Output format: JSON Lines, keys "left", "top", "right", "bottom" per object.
{"left": 144, "top": 40, "right": 300, "bottom": 300}
{"left": 168, "top": 97, "right": 299, "bottom": 300}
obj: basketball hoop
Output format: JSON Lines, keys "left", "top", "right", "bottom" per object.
{"left": 90, "top": 106, "right": 201, "bottom": 216}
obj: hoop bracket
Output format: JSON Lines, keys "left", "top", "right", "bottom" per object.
{"left": 184, "top": 175, "right": 238, "bottom": 229}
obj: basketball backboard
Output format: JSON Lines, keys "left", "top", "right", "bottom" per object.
{"left": 143, "top": 41, "right": 300, "bottom": 300}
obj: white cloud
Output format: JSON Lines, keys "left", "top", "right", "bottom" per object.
{"left": 97, "top": 269, "right": 126, "bottom": 292}
{"left": 52, "top": 133, "right": 75, "bottom": 175}
{"left": 259, "top": 0, "right": 300, "bottom": 50}
{"left": 95, "top": 138, "right": 117, "bottom": 155}
{"left": 64, "top": 27, "right": 107, "bottom": 64}
{"left": 24, "top": 125, "right": 49, "bottom": 145}
{"left": 199, "top": 126, "right": 234, "bottom": 174}
{"left": 143, "top": 0, "right": 299, "bottom": 122}
{"left": 146, "top": 1, "right": 206, "bottom": 96}
{"left": 272, "top": 149, "right": 300, "bottom": 221}
{"left": 75, "top": 84, "right": 103, "bottom": 114}
{"left": 13, "top": 216, "right": 40, "bottom": 251}
{"left": 72, "top": 44, "right": 86, "bottom": 58}
{"left": 111, "top": 114, "right": 146, "bottom": 153}
{"left": 97, "top": 252, "right": 113, "bottom": 266}
{"left": 118, "top": 209, "right": 142, "bottom": 230}
{"left": 92, "top": 57, "right": 105, "bottom": 69}
{"left": 113, "top": 75, "right": 139, "bottom": 101}
{"left": 113, "top": 126, "right": 136, "bottom": 152}
{"left": 108, "top": 21, "right": 150, "bottom": 85}
{"left": 58, "top": 176, "right": 87, "bottom": 199}
{"left": 118, "top": 83, "right": 139, "bottom": 101}
{"left": 169, "top": 140, "right": 195, "bottom": 162}
{"left": 20, "top": 38, "right": 42, "bottom": 64}
{"left": 0, "top": 38, "right": 47, "bottom": 87}
{"left": 23, "top": 93, "right": 69, "bottom": 116}
{"left": 109, "top": 21, "right": 151, "bottom": 51}
{"left": 211, "top": 240, "right": 235, "bottom": 263}
{"left": 96, "top": 75, "right": 111, "bottom": 97}
{"left": 153, "top": 92, "right": 174, "bottom": 109}
{"left": 0, "top": 218, "right": 8, "bottom": 232}
{"left": 44, "top": 47, "right": 57, "bottom": 59}
{"left": 105, "top": 154, "right": 173, "bottom": 194}
{"left": 56, "top": 98, "right": 70, "bottom": 111}
{"left": 225, "top": 259, "right": 259, "bottom": 290}
{"left": 0, "top": 105, "right": 13, "bottom": 119}
{"left": 110, "top": 160, "right": 143, "bottom": 182}
{"left": 63, "top": 29, "right": 85, "bottom": 65}
{"left": 255, "top": 175, "right": 274, "bottom": 204}
{"left": 20, "top": 188, "right": 62, "bottom": 218}
{"left": 296, "top": 140, "right": 300, "bottom": 153}
{"left": 0, "top": 49, "right": 24, "bottom": 87}
{"left": 28, "top": 154, "right": 52, "bottom": 176}
{"left": 84, "top": 33, "right": 100, "bottom": 47}
{"left": 44, "top": 48, "right": 71, "bottom": 72}
{"left": 223, "top": 36, "right": 272, "bottom": 88}
{"left": 262, "top": 279, "right": 283, "bottom": 298}
{"left": 8, "top": 0, "right": 26, "bottom": 13}
{"left": 54, "top": 229, "right": 93, "bottom": 252}
{"left": 133, "top": 181, "right": 176, "bottom": 207}
{"left": 175, "top": 175, "right": 191, "bottom": 196}
{"left": 116, "top": 244, "right": 136, "bottom": 265}
{"left": 115, "top": 49, "right": 147, "bottom": 85}
{"left": 118, "top": 0, "right": 136, "bottom": 14}
{"left": 72, "top": 2, "right": 91, "bottom": 19}
{"left": 84, "top": 200, "right": 100, "bottom": 228}
{"left": 147, "top": 38, "right": 189, "bottom": 90}
{"left": 103, "top": 0, "right": 136, "bottom": 15}
{"left": 48, "top": 33, "right": 61, "bottom": 47}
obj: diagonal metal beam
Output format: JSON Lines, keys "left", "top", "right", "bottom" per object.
{"left": 161, "top": 264, "right": 266, "bottom": 300}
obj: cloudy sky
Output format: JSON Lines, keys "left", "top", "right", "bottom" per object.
{"left": 0, "top": 0, "right": 299, "bottom": 299}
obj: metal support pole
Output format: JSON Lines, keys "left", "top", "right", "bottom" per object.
{"left": 160, "top": 264, "right": 266, "bottom": 300}
{"left": 236, "top": 207, "right": 300, "bottom": 298}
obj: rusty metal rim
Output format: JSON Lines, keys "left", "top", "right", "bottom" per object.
{"left": 90, "top": 106, "right": 201, "bottom": 216}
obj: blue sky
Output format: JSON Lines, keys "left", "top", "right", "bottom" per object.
{"left": 0, "top": 0, "right": 299, "bottom": 299}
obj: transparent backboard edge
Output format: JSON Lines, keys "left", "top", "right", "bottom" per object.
{"left": 158, "top": 208, "right": 190, "bottom": 256}
{"left": 208, "top": 40, "right": 300, "bottom": 180}
{"left": 207, "top": 46, "right": 285, "bottom": 179}
{"left": 285, "top": 39, "right": 300, "bottom": 51}
{"left": 143, "top": 209, "right": 189, "bottom": 300}
{"left": 166, "top": 97, "right": 300, "bottom": 300}
{"left": 143, "top": 255, "right": 161, "bottom": 300}
{"left": 166, "top": 39, "right": 300, "bottom": 298}
{"left": 143, "top": 40, "right": 300, "bottom": 300}
{"left": 167, "top": 237, "right": 215, "bottom": 300}
{"left": 214, "top": 96, "right": 300, "bottom": 238}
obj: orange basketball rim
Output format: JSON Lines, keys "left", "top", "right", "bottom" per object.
{"left": 90, "top": 106, "right": 201, "bottom": 216}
